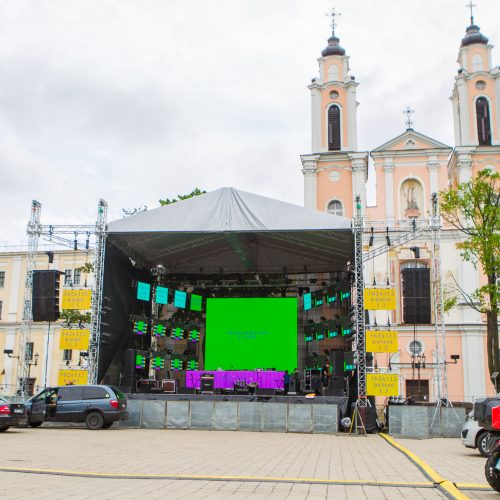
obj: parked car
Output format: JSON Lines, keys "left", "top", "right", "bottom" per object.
{"left": 0, "top": 396, "right": 28, "bottom": 432}
{"left": 25, "top": 385, "right": 128, "bottom": 430}
{"left": 462, "top": 410, "right": 490, "bottom": 457}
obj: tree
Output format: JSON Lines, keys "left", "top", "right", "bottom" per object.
{"left": 159, "top": 188, "right": 206, "bottom": 206}
{"left": 440, "top": 168, "right": 500, "bottom": 377}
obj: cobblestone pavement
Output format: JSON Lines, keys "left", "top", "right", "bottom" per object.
{"left": 0, "top": 427, "right": 493, "bottom": 498}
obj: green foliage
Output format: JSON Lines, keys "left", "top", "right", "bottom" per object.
{"left": 75, "top": 262, "right": 94, "bottom": 274}
{"left": 440, "top": 168, "right": 499, "bottom": 376}
{"left": 159, "top": 188, "right": 206, "bottom": 206}
{"left": 122, "top": 205, "right": 148, "bottom": 217}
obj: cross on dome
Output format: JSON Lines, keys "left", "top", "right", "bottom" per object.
{"left": 403, "top": 106, "right": 415, "bottom": 131}
{"left": 466, "top": 1, "right": 477, "bottom": 25}
{"left": 326, "top": 7, "right": 341, "bottom": 35}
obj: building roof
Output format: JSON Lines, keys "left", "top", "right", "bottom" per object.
{"left": 461, "top": 24, "right": 489, "bottom": 48}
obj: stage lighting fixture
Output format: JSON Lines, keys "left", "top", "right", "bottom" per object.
{"left": 326, "top": 319, "right": 339, "bottom": 338}
{"left": 369, "top": 227, "right": 374, "bottom": 246}
{"left": 315, "top": 326, "right": 325, "bottom": 341}
{"left": 340, "top": 289, "right": 351, "bottom": 303}
{"left": 135, "top": 353, "right": 146, "bottom": 369}
{"left": 309, "top": 278, "right": 317, "bottom": 284}
{"left": 172, "top": 327, "right": 184, "bottom": 340}
{"left": 174, "top": 290, "right": 187, "bottom": 309}
{"left": 343, "top": 352, "right": 355, "bottom": 372}
{"left": 326, "top": 287, "right": 337, "bottom": 304}
{"left": 190, "top": 294, "right": 202, "bottom": 312}
{"left": 385, "top": 227, "right": 392, "bottom": 247}
{"left": 137, "top": 281, "right": 151, "bottom": 301}
{"left": 155, "top": 286, "right": 169, "bottom": 305}
{"left": 303, "top": 292, "right": 312, "bottom": 311}
{"left": 153, "top": 323, "right": 167, "bottom": 337}
{"left": 170, "top": 358, "right": 183, "bottom": 371}
{"left": 151, "top": 354, "right": 165, "bottom": 371}
{"left": 410, "top": 246, "right": 420, "bottom": 259}
{"left": 133, "top": 319, "right": 148, "bottom": 336}
{"left": 312, "top": 290, "right": 324, "bottom": 307}
{"left": 304, "top": 326, "right": 313, "bottom": 343}
{"left": 320, "top": 316, "right": 327, "bottom": 322}
{"left": 46, "top": 251, "right": 54, "bottom": 264}
{"left": 186, "top": 359, "right": 199, "bottom": 371}
{"left": 307, "top": 319, "right": 315, "bottom": 326}
{"left": 188, "top": 329, "right": 200, "bottom": 343}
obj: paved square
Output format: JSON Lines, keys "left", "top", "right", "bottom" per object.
{"left": 0, "top": 427, "right": 495, "bottom": 498}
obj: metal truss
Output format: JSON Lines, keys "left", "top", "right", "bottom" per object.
{"left": 430, "top": 194, "right": 449, "bottom": 404}
{"left": 16, "top": 200, "right": 107, "bottom": 394}
{"left": 353, "top": 197, "right": 367, "bottom": 405}
{"left": 16, "top": 201, "right": 42, "bottom": 397}
{"left": 87, "top": 200, "right": 108, "bottom": 385}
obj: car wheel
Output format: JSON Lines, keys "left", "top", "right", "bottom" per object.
{"left": 102, "top": 422, "right": 113, "bottom": 429}
{"left": 0, "top": 426, "right": 10, "bottom": 432}
{"left": 85, "top": 412, "right": 104, "bottom": 430}
{"left": 478, "top": 431, "right": 492, "bottom": 458}
{"left": 29, "top": 421, "right": 43, "bottom": 428}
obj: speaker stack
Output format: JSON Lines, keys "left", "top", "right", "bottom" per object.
{"left": 32, "top": 270, "right": 61, "bottom": 322}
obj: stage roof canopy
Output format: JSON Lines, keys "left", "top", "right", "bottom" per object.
{"left": 107, "top": 187, "right": 353, "bottom": 274}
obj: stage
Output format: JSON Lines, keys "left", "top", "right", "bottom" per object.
{"left": 119, "top": 393, "right": 349, "bottom": 434}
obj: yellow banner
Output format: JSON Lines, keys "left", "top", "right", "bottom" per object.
{"left": 58, "top": 369, "right": 88, "bottom": 386}
{"left": 62, "top": 289, "right": 92, "bottom": 310}
{"left": 364, "top": 288, "right": 396, "bottom": 310}
{"left": 366, "top": 373, "right": 399, "bottom": 396}
{"left": 60, "top": 329, "right": 90, "bottom": 350}
{"left": 366, "top": 330, "right": 398, "bottom": 353}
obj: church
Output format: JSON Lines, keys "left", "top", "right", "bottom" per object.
{"left": 301, "top": 12, "right": 499, "bottom": 402}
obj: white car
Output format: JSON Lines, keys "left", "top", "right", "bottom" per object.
{"left": 461, "top": 411, "right": 490, "bottom": 457}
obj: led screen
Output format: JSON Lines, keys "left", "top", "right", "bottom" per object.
{"left": 205, "top": 298, "right": 297, "bottom": 371}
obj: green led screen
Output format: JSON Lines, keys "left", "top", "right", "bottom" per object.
{"left": 205, "top": 298, "right": 298, "bottom": 371}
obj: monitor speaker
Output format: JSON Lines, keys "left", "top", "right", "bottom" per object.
{"left": 255, "top": 388, "right": 275, "bottom": 396}
{"left": 32, "top": 270, "right": 61, "bottom": 322}
{"left": 200, "top": 376, "right": 214, "bottom": 393}
{"left": 178, "top": 387, "right": 196, "bottom": 395}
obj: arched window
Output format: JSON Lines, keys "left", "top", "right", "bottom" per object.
{"left": 328, "top": 105, "right": 341, "bottom": 151}
{"left": 476, "top": 97, "right": 492, "bottom": 145}
{"left": 327, "top": 199, "right": 343, "bottom": 216}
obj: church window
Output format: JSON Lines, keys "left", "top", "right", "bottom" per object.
{"left": 472, "top": 53, "right": 484, "bottom": 72}
{"left": 476, "top": 97, "right": 492, "bottom": 145}
{"left": 475, "top": 80, "right": 486, "bottom": 90}
{"left": 329, "top": 90, "right": 339, "bottom": 100}
{"left": 327, "top": 105, "right": 341, "bottom": 151}
{"left": 327, "top": 65, "right": 339, "bottom": 82}
{"left": 327, "top": 199, "right": 343, "bottom": 216}
{"left": 401, "top": 264, "right": 431, "bottom": 325}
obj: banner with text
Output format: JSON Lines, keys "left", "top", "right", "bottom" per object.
{"left": 366, "top": 330, "right": 398, "bottom": 352}
{"left": 364, "top": 288, "right": 396, "bottom": 310}
{"left": 57, "top": 369, "right": 88, "bottom": 386}
{"left": 59, "top": 329, "right": 90, "bottom": 350}
{"left": 366, "top": 373, "right": 399, "bottom": 396}
{"left": 62, "top": 289, "right": 92, "bottom": 310}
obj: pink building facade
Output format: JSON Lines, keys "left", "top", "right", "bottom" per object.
{"left": 301, "top": 19, "right": 499, "bottom": 402}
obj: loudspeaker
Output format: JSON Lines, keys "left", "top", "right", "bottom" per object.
{"left": 330, "top": 376, "right": 345, "bottom": 396}
{"left": 162, "top": 379, "right": 176, "bottom": 393}
{"left": 288, "top": 378, "right": 300, "bottom": 394}
{"left": 200, "top": 376, "right": 214, "bottom": 393}
{"left": 32, "top": 270, "right": 61, "bottom": 322}
{"left": 256, "top": 388, "right": 275, "bottom": 396}
{"left": 331, "top": 351, "right": 344, "bottom": 377}
{"left": 122, "top": 349, "right": 136, "bottom": 390}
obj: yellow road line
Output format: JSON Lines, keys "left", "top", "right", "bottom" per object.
{"left": 0, "top": 466, "right": 434, "bottom": 488}
{"left": 380, "top": 434, "right": 470, "bottom": 499}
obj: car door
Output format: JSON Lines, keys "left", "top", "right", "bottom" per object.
{"left": 29, "top": 389, "right": 47, "bottom": 424}
{"left": 55, "top": 386, "right": 84, "bottom": 422}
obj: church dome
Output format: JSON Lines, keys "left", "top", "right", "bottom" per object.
{"left": 321, "top": 33, "right": 346, "bottom": 57}
{"left": 461, "top": 24, "right": 489, "bottom": 47}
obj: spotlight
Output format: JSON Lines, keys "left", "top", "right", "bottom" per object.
{"left": 385, "top": 227, "right": 391, "bottom": 246}
{"left": 369, "top": 227, "right": 374, "bottom": 247}
{"left": 46, "top": 251, "right": 54, "bottom": 263}
{"left": 410, "top": 246, "right": 420, "bottom": 259}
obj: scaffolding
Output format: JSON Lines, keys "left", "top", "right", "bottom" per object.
{"left": 354, "top": 193, "right": 449, "bottom": 405}
{"left": 15, "top": 199, "right": 107, "bottom": 396}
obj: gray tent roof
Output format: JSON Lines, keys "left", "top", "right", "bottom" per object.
{"left": 107, "top": 187, "right": 353, "bottom": 274}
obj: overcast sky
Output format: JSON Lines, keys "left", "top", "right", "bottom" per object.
{"left": 1, "top": 0, "right": 499, "bottom": 244}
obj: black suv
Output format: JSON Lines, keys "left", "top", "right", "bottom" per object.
{"left": 26, "top": 385, "right": 128, "bottom": 430}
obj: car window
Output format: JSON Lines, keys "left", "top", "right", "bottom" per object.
{"left": 83, "top": 387, "right": 110, "bottom": 400}
{"left": 0, "top": 397, "right": 7, "bottom": 403}
{"left": 58, "top": 386, "right": 85, "bottom": 401}
{"left": 33, "top": 389, "right": 47, "bottom": 402}
{"left": 110, "top": 386, "right": 125, "bottom": 400}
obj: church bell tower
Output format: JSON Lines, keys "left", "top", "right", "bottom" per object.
{"left": 301, "top": 10, "right": 368, "bottom": 218}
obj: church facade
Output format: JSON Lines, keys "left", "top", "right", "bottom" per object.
{"left": 301, "top": 17, "right": 499, "bottom": 402}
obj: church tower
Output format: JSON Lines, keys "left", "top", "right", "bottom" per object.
{"left": 449, "top": 10, "right": 499, "bottom": 185}
{"left": 301, "top": 12, "right": 368, "bottom": 218}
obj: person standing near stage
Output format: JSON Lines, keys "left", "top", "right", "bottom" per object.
{"left": 283, "top": 370, "right": 290, "bottom": 394}
{"left": 322, "top": 361, "right": 331, "bottom": 395}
